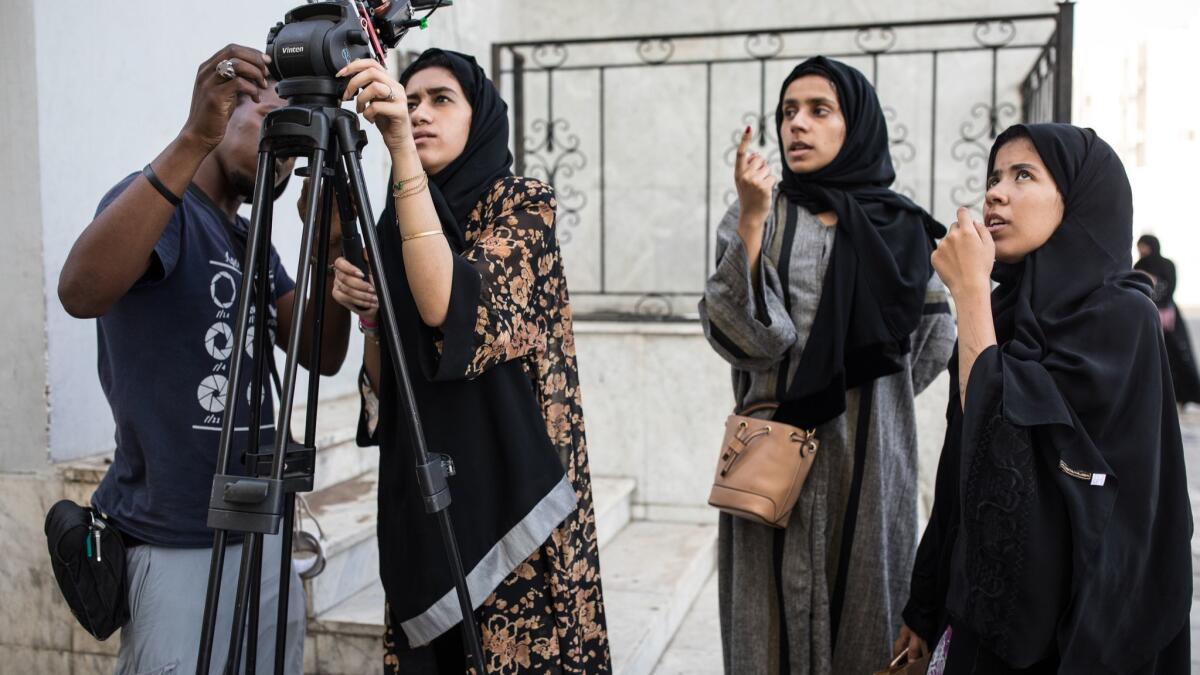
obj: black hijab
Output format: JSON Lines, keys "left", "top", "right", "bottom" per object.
{"left": 772, "top": 56, "right": 945, "bottom": 428}
{"left": 1138, "top": 233, "right": 1162, "bottom": 258}
{"left": 368, "top": 50, "right": 568, "bottom": 649}
{"left": 397, "top": 48, "right": 514, "bottom": 248}
{"left": 949, "top": 124, "right": 1192, "bottom": 671}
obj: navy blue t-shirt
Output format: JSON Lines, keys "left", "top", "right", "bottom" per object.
{"left": 90, "top": 174, "right": 296, "bottom": 547}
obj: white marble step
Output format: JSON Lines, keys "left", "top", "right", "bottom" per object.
{"left": 301, "top": 471, "right": 380, "bottom": 617}
{"left": 290, "top": 393, "right": 377, "bottom": 494}
{"left": 301, "top": 475, "right": 636, "bottom": 619}
{"left": 650, "top": 572, "right": 722, "bottom": 675}
{"left": 307, "top": 577, "right": 387, "bottom": 674}
{"left": 595, "top": 477, "right": 636, "bottom": 549}
{"left": 604, "top": 522, "right": 719, "bottom": 675}
{"left": 306, "top": 519, "right": 717, "bottom": 675}
{"left": 55, "top": 395, "right": 371, "bottom": 497}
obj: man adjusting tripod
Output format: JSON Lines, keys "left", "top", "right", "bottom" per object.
{"left": 57, "top": 44, "right": 351, "bottom": 673}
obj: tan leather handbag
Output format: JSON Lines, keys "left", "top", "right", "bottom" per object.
{"left": 707, "top": 403, "right": 819, "bottom": 528}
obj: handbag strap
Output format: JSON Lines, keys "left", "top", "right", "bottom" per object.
{"left": 736, "top": 402, "right": 779, "bottom": 417}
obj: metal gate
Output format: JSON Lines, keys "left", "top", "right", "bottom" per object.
{"left": 491, "top": 3, "right": 1074, "bottom": 319}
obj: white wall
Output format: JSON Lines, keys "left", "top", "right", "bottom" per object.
{"left": 37, "top": 1, "right": 509, "bottom": 462}
{"left": 1072, "top": 0, "right": 1200, "bottom": 306}
{"left": 39, "top": 3, "right": 323, "bottom": 460}
{"left": 486, "top": 0, "right": 1055, "bottom": 39}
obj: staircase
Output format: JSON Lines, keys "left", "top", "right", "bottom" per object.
{"left": 296, "top": 394, "right": 719, "bottom": 674}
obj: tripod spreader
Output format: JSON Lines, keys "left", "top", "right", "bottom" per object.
{"left": 417, "top": 454, "right": 457, "bottom": 513}
{"left": 207, "top": 475, "right": 286, "bottom": 535}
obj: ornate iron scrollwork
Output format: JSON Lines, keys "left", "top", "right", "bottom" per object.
{"left": 973, "top": 20, "right": 1017, "bottom": 48}
{"left": 884, "top": 106, "right": 919, "bottom": 198}
{"left": 950, "top": 101, "right": 1017, "bottom": 206}
{"left": 636, "top": 38, "right": 675, "bottom": 65}
{"left": 531, "top": 43, "right": 568, "bottom": 70}
{"left": 855, "top": 26, "right": 897, "bottom": 54}
{"left": 524, "top": 118, "right": 587, "bottom": 242}
{"left": 745, "top": 32, "right": 784, "bottom": 60}
{"left": 633, "top": 293, "right": 675, "bottom": 318}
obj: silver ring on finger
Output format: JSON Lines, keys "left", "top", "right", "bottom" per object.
{"left": 382, "top": 84, "right": 397, "bottom": 102}
{"left": 216, "top": 59, "right": 236, "bottom": 81}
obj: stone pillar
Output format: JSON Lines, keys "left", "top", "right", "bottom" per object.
{"left": 0, "top": 0, "right": 49, "bottom": 474}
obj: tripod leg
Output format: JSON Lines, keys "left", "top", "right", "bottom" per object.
{"left": 302, "top": 160, "right": 336, "bottom": 442}
{"left": 244, "top": 534, "right": 265, "bottom": 674}
{"left": 436, "top": 511, "right": 487, "bottom": 672}
{"left": 333, "top": 114, "right": 488, "bottom": 674}
{"left": 246, "top": 189, "right": 276, "bottom": 477}
{"left": 225, "top": 145, "right": 287, "bottom": 675}
{"left": 273, "top": 494, "right": 297, "bottom": 675}
{"left": 198, "top": 530, "right": 230, "bottom": 675}
{"left": 265, "top": 146, "right": 325, "bottom": 480}
{"left": 198, "top": 149, "right": 278, "bottom": 675}
{"left": 225, "top": 532, "right": 262, "bottom": 674}
{"left": 244, "top": 172, "right": 277, "bottom": 675}
{"left": 272, "top": 149, "right": 338, "bottom": 675}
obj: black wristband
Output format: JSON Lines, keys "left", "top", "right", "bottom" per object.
{"left": 141, "top": 164, "right": 183, "bottom": 207}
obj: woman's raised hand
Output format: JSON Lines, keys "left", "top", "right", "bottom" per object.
{"left": 932, "top": 207, "right": 995, "bottom": 299}
{"left": 339, "top": 59, "right": 413, "bottom": 157}
{"left": 734, "top": 126, "right": 777, "bottom": 228}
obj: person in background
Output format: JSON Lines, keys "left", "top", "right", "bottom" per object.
{"left": 1136, "top": 234, "right": 1200, "bottom": 407}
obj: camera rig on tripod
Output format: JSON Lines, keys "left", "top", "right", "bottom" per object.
{"left": 193, "top": 2, "right": 487, "bottom": 674}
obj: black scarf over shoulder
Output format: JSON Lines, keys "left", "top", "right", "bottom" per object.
{"left": 367, "top": 50, "right": 567, "bottom": 648}
{"left": 906, "top": 124, "right": 1192, "bottom": 674}
{"left": 773, "top": 57, "right": 945, "bottom": 428}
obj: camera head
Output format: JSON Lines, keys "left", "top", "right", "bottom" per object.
{"left": 266, "top": 0, "right": 448, "bottom": 99}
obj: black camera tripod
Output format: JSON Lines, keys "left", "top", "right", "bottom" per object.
{"left": 194, "top": 76, "right": 486, "bottom": 675}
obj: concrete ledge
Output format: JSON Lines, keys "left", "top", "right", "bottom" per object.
{"left": 574, "top": 319, "right": 704, "bottom": 336}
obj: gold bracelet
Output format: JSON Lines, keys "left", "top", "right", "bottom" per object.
{"left": 394, "top": 183, "right": 426, "bottom": 200}
{"left": 390, "top": 171, "right": 426, "bottom": 193}
{"left": 392, "top": 173, "right": 429, "bottom": 200}
{"left": 401, "top": 229, "right": 444, "bottom": 243}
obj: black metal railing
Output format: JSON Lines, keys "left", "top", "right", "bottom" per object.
{"left": 491, "top": 3, "right": 1074, "bottom": 319}
{"left": 1021, "top": 2, "right": 1073, "bottom": 124}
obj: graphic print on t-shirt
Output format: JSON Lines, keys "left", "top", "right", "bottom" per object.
{"left": 90, "top": 175, "right": 300, "bottom": 546}
{"left": 194, "top": 248, "right": 279, "bottom": 432}
{"left": 205, "top": 322, "right": 234, "bottom": 360}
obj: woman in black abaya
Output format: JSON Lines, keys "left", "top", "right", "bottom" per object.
{"left": 1136, "top": 234, "right": 1200, "bottom": 405}
{"left": 330, "top": 50, "right": 610, "bottom": 673}
{"left": 895, "top": 124, "right": 1192, "bottom": 674}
